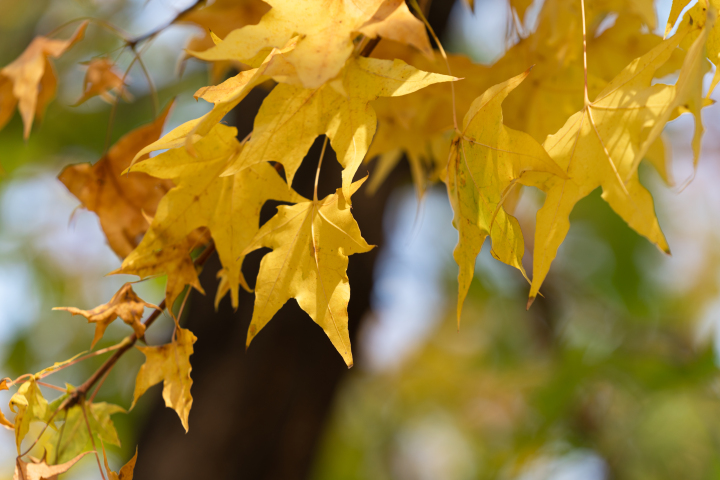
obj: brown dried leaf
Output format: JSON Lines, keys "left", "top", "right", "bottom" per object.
{"left": 53, "top": 283, "right": 159, "bottom": 348}
{"left": 59, "top": 103, "right": 174, "bottom": 258}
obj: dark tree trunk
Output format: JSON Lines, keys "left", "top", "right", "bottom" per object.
{"left": 133, "top": 4, "right": 455, "bottom": 478}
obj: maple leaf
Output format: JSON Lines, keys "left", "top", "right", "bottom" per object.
{"left": 125, "top": 124, "right": 304, "bottom": 308}
{"left": 189, "top": 0, "right": 431, "bottom": 88}
{"left": 102, "top": 444, "right": 138, "bottom": 480}
{"left": 59, "top": 102, "right": 174, "bottom": 258}
{"left": 13, "top": 452, "right": 90, "bottom": 480}
{"left": 224, "top": 56, "right": 455, "bottom": 204}
{"left": 523, "top": 32, "right": 687, "bottom": 306}
{"left": 447, "top": 69, "right": 568, "bottom": 323}
{"left": 0, "top": 22, "right": 87, "bottom": 139}
{"left": 53, "top": 283, "right": 160, "bottom": 348}
{"left": 0, "top": 378, "right": 13, "bottom": 430}
{"left": 131, "top": 327, "right": 196, "bottom": 432}
{"left": 74, "top": 58, "right": 132, "bottom": 106}
{"left": 242, "top": 178, "right": 374, "bottom": 367}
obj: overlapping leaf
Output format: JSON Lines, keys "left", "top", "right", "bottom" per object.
{"left": 224, "top": 56, "right": 455, "bottom": 203}
{"left": 124, "top": 123, "right": 304, "bottom": 308}
{"left": 189, "top": 0, "right": 431, "bottom": 88}
{"left": 447, "top": 70, "right": 567, "bottom": 322}
{"left": 242, "top": 179, "right": 374, "bottom": 367}
{"left": 524, "top": 32, "right": 687, "bottom": 305}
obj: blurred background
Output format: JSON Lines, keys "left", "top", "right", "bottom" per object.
{"left": 1, "top": 0, "right": 720, "bottom": 479}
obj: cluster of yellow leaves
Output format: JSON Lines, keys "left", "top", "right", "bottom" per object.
{"left": 0, "top": 1, "right": 716, "bottom": 472}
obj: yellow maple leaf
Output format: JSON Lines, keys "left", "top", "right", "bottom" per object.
{"left": 242, "top": 178, "right": 374, "bottom": 367}
{"left": 447, "top": 69, "right": 568, "bottom": 324}
{"left": 131, "top": 327, "right": 196, "bottom": 432}
{"left": 0, "top": 22, "right": 87, "bottom": 139}
{"left": 13, "top": 452, "right": 90, "bottom": 480}
{"left": 74, "top": 58, "right": 132, "bottom": 106}
{"left": 53, "top": 283, "right": 160, "bottom": 348}
{"left": 524, "top": 32, "right": 686, "bottom": 306}
{"left": 59, "top": 103, "right": 174, "bottom": 258}
{"left": 189, "top": 0, "right": 431, "bottom": 88}
{"left": 224, "top": 56, "right": 455, "bottom": 204}
{"left": 124, "top": 123, "right": 305, "bottom": 309}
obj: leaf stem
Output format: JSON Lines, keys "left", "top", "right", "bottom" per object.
{"left": 314, "top": 137, "right": 329, "bottom": 202}
{"left": 580, "top": 0, "right": 590, "bottom": 106}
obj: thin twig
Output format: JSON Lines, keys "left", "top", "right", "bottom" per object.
{"left": 126, "top": 0, "right": 206, "bottom": 48}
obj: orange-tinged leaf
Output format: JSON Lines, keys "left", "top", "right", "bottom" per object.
{"left": 13, "top": 452, "right": 90, "bottom": 480}
{"left": 53, "top": 283, "right": 160, "bottom": 348}
{"left": 74, "top": 58, "right": 131, "bottom": 106}
{"left": 0, "top": 21, "right": 87, "bottom": 139}
{"left": 189, "top": 0, "right": 431, "bottom": 88}
{"left": 59, "top": 103, "right": 174, "bottom": 258}
{"left": 242, "top": 178, "right": 374, "bottom": 367}
{"left": 131, "top": 327, "right": 196, "bottom": 432}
